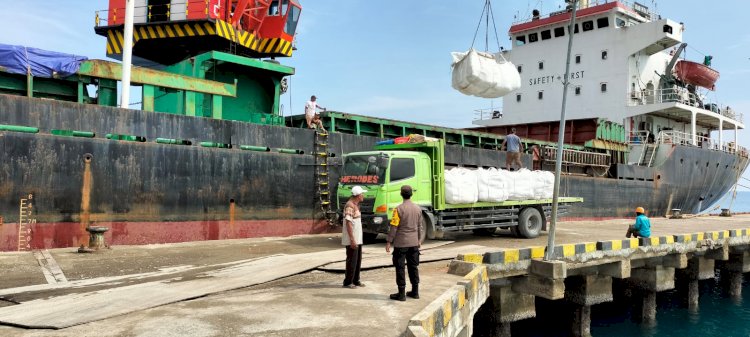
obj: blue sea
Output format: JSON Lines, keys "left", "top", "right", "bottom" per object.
{"left": 590, "top": 277, "right": 750, "bottom": 337}
{"left": 708, "top": 190, "right": 750, "bottom": 213}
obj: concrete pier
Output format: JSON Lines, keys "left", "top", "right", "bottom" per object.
{"left": 450, "top": 228, "right": 750, "bottom": 336}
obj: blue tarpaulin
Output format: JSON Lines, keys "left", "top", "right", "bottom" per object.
{"left": 0, "top": 44, "right": 88, "bottom": 78}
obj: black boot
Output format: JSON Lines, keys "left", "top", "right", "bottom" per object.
{"left": 390, "top": 287, "right": 406, "bottom": 301}
{"left": 406, "top": 284, "right": 419, "bottom": 299}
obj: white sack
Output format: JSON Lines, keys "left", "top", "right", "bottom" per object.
{"left": 507, "top": 168, "right": 537, "bottom": 200}
{"left": 445, "top": 167, "right": 479, "bottom": 204}
{"left": 533, "top": 171, "right": 555, "bottom": 199}
{"left": 478, "top": 167, "right": 508, "bottom": 202}
{"left": 451, "top": 49, "right": 521, "bottom": 99}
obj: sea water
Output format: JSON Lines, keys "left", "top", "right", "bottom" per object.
{"left": 708, "top": 190, "right": 750, "bottom": 213}
{"left": 590, "top": 277, "right": 750, "bottom": 337}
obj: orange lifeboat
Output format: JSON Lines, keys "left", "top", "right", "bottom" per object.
{"left": 674, "top": 60, "right": 720, "bottom": 91}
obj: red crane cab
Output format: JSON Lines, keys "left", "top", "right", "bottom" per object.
{"left": 95, "top": 0, "right": 302, "bottom": 65}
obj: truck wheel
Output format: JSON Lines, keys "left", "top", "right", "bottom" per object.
{"left": 518, "top": 208, "right": 543, "bottom": 238}
{"left": 419, "top": 217, "right": 427, "bottom": 244}
{"left": 363, "top": 232, "right": 379, "bottom": 244}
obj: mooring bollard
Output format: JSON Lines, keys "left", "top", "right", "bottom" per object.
{"left": 78, "top": 226, "right": 110, "bottom": 253}
{"left": 670, "top": 209, "right": 683, "bottom": 219}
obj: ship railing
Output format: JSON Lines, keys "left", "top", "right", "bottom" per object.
{"left": 541, "top": 146, "right": 611, "bottom": 168}
{"left": 95, "top": 0, "right": 213, "bottom": 27}
{"left": 655, "top": 130, "right": 747, "bottom": 156}
{"left": 628, "top": 130, "right": 651, "bottom": 144}
{"left": 473, "top": 108, "right": 504, "bottom": 122}
{"left": 627, "top": 88, "right": 744, "bottom": 124}
{"left": 512, "top": 0, "right": 660, "bottom": 25}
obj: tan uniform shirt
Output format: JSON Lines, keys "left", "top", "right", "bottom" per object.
{"left": 386, "top": 200, "right": 422, "bottom": 248}
{"left": 342, "top": 199, "right": 363, "bottom": 246}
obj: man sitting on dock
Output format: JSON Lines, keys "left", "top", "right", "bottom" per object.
{"left": 626, "top": 207, "right": 651, "bottom": 238}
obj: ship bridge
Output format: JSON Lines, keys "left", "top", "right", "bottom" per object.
{"left": 626, "top": 87, "right": 745, "bottom": 154}
{"left": 94, "top": 0, "right": 301, "bottom": 65}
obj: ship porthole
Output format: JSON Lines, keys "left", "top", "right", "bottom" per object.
{"left": 230, "top": 199, "right": 235, "bottom": 203}
{"left": 716, "top": 163, "right": 720, "bottom": 167}
{"left": 83, "top": 153, "right": 93, "bottom": 163}
{"left": 680, "top": 158, "right": 684, "bottom": 164}
{"left": 726, "top": 165, "right": 729, "bottom": 169}
{"left": 656, "top": 175, "right": 661, "bottom": 180}
{"left": 705, "top": 162, "right": 709, "bottom": 167}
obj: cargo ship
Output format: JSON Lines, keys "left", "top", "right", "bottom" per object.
{"left": 0, "top": 0, "right": 747, "bottom": 251}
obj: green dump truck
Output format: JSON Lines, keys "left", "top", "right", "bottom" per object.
{"left": 336, "top": 139, "right": 583, "bottom": 242}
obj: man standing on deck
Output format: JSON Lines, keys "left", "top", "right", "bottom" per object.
{"left": 626, "top": 207, "right": 651, "bottom": 238}
{"left": 305, "top": 95, "right": 326, "bottom": 131}
{"left": 501, "top": 128, "right": 524, "bottom": 171}
{"left": 342, "top": 186, "right": 366, "bottom": 289}
{"left": 386, "top": 185, "right": 422, "bottom": 301}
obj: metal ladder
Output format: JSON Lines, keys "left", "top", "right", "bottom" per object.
{"left": 18, "top": 194, "right": 34, "bottom": 251}
{"left": 314, "top": 130, "right": 335, "bottom": 225}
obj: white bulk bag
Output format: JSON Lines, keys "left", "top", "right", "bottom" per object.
{"left": 533, "top": 171, "right": 555, "bottom": 199}
{"left": 507, "top": 168, "right": 536, "bottom": 200}
{"left": 478, "top": 167, "right": 507, "bottom": 202}
{"left": 445, "top": 167, "right": 479, "bottom": 204}
{"left": 451, "top": 49, "right": 521, "bottom": 99}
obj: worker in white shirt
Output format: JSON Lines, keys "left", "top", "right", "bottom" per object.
{"left": 305, "top": 95, "right": 326, "bottom": 131}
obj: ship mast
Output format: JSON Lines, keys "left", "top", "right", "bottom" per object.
{"left": 545, "top": 0, "right": 580, "bottom": 261}
{"left": 120, "top": 0, "right": 135, "bottom": 109}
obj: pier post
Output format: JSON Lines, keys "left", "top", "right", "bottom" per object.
{"left": 687, "top": 279, "right": 700, "bottom": 312}
{"left": 565, "top": 275, "right": 612, "bottom": 337}
{"left": 627, "top": 266, "right": 674, "bottom": 325}
{"left": 723, "top": 270, "right": 743, "bottom": 298}
{"left": 719, "top": 252, "right": 748, "bottom": 299}
{"left": 570, "top": 305, "right": 592, "bottom": 337}
{"left": 638, "top": 290, "right": 657, "bottom": 325}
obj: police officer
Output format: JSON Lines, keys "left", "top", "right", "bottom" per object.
{"left": 385, "top": 185, "right": 422, "bottom": 301}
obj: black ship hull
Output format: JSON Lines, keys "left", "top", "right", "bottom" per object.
{"left": 0, "top": 95, "right": 747, "bottom": 250}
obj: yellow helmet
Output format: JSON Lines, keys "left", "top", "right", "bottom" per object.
{"left": 635, "top": 207, "right": 645, "bottom": 213}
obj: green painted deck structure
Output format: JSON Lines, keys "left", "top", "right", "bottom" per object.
{"left": 0, "top": 51, "right": 293, "bottom": 126}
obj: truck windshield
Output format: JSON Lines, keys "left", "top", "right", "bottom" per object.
{"left": 341, "top": 154, "right": 388, "bottom": 185}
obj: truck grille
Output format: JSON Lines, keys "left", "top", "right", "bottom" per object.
{"left": 338, "top": 198, "right": 375, "bottom": 214}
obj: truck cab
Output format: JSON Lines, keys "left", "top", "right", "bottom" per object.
{"left": 337, "top": 149, "right": 432, "bottom": 242}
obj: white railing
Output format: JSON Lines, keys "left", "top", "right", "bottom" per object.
{"left": 627, "top": 88, "right": 744, "bottom": 124}
{"left": 512, "top": 0, "right": 660, "bottom": 25}
{"left": 95, "top": 1, "right": 213, "bottom": 27}
{"left": 473, "top": 108, "right": 504, "bottom": 122}
{"left": 654, "top": 130, "right": 748, "bottom": 156}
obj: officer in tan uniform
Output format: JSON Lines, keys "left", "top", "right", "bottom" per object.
{"left": 385, "top": 185, "right": 422, "bottom": 301}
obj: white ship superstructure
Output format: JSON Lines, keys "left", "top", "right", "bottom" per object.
{"left": 474, "top": 1, "right": 744, "bottom": 153}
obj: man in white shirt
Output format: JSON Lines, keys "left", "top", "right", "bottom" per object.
{"left": 305, "top": 95, "right": 326, "bottom": 131}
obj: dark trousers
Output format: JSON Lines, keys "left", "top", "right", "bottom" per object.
{"left": 343, "top": 244, "right": 362, "bottom": 286}
{"left": 626, "top": 225, "right": 644, "bottom": 238}
{"left": 392, "top": 246, "right": 420, "bottom": 288}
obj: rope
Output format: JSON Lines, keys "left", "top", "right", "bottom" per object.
{"left": 469, "top": 0, "right": 502, "bottom": 52}
{"left": 469, "top": 1, "right": 489, "bottom": 50}
{"left": 488, "top": 0, "right": 502, "bottom": 51}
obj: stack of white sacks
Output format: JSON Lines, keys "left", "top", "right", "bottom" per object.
{"left": 444, "top": 167, "right": 554, "bottom": 204}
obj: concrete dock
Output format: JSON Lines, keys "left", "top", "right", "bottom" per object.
{"left": 0, "top": 215, "right": 748, "bottom": 336}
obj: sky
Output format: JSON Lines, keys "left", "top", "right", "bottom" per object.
{"left": 0, "top": 0, "right": 748, "bottom": 189}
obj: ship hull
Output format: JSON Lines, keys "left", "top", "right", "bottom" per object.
{"left": 0, "top": 95, "right": 746, "bottom": 250}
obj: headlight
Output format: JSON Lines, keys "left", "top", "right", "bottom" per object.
{"left": 372, "top": 217, "right": 384, "bottom": 224}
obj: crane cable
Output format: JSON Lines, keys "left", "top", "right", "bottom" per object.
{"left": 470, "top": 0, "right": 502, "bottom": 52}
